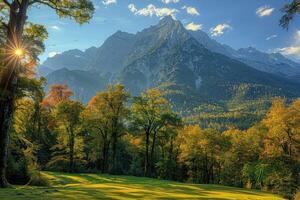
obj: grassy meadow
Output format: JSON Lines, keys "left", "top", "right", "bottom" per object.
{"left": 0, "top": 172, "right": 284, "bottom": 200}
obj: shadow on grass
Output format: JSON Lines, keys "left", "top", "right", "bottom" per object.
{"left": 0, "top": 172, "right": 284, "bottom": 200}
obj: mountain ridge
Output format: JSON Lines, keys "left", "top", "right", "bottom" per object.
{"left": 40, "top": 18, "right": 300, "bottom": 80}
{"left": 42, "top": 17, "right": 300, "bottom": 108}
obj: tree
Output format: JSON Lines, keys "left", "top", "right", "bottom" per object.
{"left": 156, "top": 118, "right": 181, "bottom": 180}
{"left": 41, "top": 84, "right": 73, "bottom": 109}
{"left": 131, "top": 88, "right": 176, "bottom": 176}
{"left": 52, "top": 100, "right": 84, "bottom": 172}
{"left": 82, "top": 84, "right": 129, "bottom": 173}
{"left": 0, "top": 0, "right": 94, "bottom": 187}
{"left": 178, "top": 125, "right": 230, "bottom": 184}
{"left": 262, "top": 98, "right": 300, "bottom": 159}
{"left": 37, "top": 84, "right": 74, "bottom": 168}
{"left": 222, "top": 126, "right": 265, "bottom": 187}
{"left": 82, "top": 95, "right": 111, "bottom": 173}
{"left": 280, "top": 0, "right": 300, "bottom": 29}
{"left": 261, "top": 98, "right": 300, "bottom": 197}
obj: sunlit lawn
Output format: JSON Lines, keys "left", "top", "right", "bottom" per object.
{"left": 0, "top": 171, "right": 285, "bottom": 200}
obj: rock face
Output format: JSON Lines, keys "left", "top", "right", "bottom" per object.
{"left": 42, "top": 16, "right": 300, "bottom": 105}
{"left": 190, "top": 31, "right": 300, "bottom": 82}
{"left": 90, "top": 31, "right": 136, "bottom": 73}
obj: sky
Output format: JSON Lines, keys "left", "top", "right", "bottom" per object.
{"left": 27, "top": 0, "right": 300, "bottom": 62}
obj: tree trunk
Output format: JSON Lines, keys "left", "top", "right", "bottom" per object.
{"left": 0, "top": 98, "right": 14, "bottom": 187}
{"left": 101, "top": 139, "right": 109, "bottom": 173}
{"left": 69, "top": 128, "right": 75, "bottom": 173}
{"left": 110, "top": 131, "right": 117, "bottom": 173}
{"left": 204, "top": 154, "right": 209, "bottom": 184}
{"left": 150, "top": 131, "right": 157, "bottom": 176}
{"left": 144, "top": 130, "right": 150, "bottom": 176}
{"left": 0, "top": 0, "right": 29, "bottom": 188}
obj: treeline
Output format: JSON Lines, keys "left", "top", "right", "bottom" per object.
{"left": 8, "top": 83, "right": 300, "bottom": 199}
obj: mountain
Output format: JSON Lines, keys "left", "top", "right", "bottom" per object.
{"left": 41, "top": 16, "right": 300, "bottom": 107}
{"left": 90, "top": 31, "right": 136, "bottom": 73}
{"left": 39, "top": 48, "right": 98, "bottom": 76}
{"left": 119, "top": 17, "right": 300, "bottom": 104}
{"left": 41, "top": 18, "right": 300, "bottom": 81}
{"left": 39, "top": 32, "right": 136, "bottom": 77}
{"left": 189, "top": 30, "right": 238, "bottom": 58}
{"left": 45, "top": 68, "right": 108, "bottom": 103}
{"left": 235, "top": 47, "right": 300, "bottom": 81}
{"left": 190, "top": 30, "right": 300, "bottom": 82}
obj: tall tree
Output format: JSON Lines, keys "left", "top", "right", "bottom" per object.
{"left": 260, "top": 98, "right": 300, "bottom": 198}
{"left": 53, "top": 100, "right": 84, "bottom": 172}
{"left": 178, "top": 125, "right": 230, "bottom": 184}
{"left": 82, "top": 95, "right": 111, "bottom": 173}
{"left": 82, "top": 84, "right": 129, "bottom": 173}
{"left": 41, "top": 84, "right": 73, "bottom": 109}
{"left": 0, "top": 0, "right": 94, "bottom": 187}
{"left": 263, "top": 98, "right": 300, "bottom": 160}
{"left": 131, "top": 88, "right": 174, "bottom": 176}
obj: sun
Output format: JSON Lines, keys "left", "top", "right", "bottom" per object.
{"left": 14, "top": 48, "right": 24, "bottom": 57}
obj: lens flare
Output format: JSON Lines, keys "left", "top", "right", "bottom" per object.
{"left": 14, "top": 48, "right": 24, "bottom": 57}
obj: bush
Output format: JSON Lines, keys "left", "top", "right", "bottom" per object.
{"left": 266, "top": 171, "right": 298, "bottom": 200}
{"left": 28, "top": 171, "right": 50, "bottom": 187}
{"left": 6, "top": 151, "right": 30, "bottom": 185}
{"left": 129, "top": 158, "right": 143, "bottom": 176}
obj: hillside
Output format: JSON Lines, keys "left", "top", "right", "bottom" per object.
{"left": 0, "top": 172, "right": 285, "bottom": 200}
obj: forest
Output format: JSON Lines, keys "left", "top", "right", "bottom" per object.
{"left": 5, "top": 82, "right": 300, "bottom": 199}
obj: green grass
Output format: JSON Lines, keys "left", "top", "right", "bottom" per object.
{"left": 0, "top": 171, "right": 284, "bottom": 200}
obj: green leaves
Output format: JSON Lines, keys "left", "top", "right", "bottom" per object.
{"left": 280, "top": 0, "right": 300, "bottom": 29}
{"left": 33, "top": 0, "right": 94, "bottom": 24}
{"left": 55, "top": 100, "right": 84, "bottom": 128}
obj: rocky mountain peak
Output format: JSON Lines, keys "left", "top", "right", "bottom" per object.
{"left": 158, "top": 16, "right": 178, "bottom": 25}
{"left": 111, "top": 30, "right": 135, "bottom": 39}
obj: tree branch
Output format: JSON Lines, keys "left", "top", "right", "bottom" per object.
{"left": 16, "top": 0, "right": 21, "bottom": 7}
{"left": 2, "top": 0, "right": 11, "bottom": 7}
{"left": 0, "top": 21, "right": 8, "bottom": 29}
{"left": 28, "top": 0, "right": 41, "bottom": 6}
{"left": 28, "top": 0, "right": 72, "bottom": 16}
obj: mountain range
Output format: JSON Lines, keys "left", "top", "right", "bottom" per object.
{"left": 40, "top": 16, "right": 300, "bottom": 108}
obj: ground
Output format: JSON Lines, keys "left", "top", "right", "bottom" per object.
{"left": 0, "top": 172, "right": 284, "bottom": 200}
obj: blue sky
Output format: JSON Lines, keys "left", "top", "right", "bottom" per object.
{"left": 27, "top": 0, "right": 300, "bottom": 62}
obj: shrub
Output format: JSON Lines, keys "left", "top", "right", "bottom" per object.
{"left": 6, "top": 151, "right": 30, "bottom": 185}
{"left": 28, "top": 171, "right": 50, "bottom": 187}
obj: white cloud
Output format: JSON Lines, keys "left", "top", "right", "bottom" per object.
{"left": 48, "top": 52, "right": 60, "bottom": 58}
{"left": 50, "top": 26, "right": 60, "bottom": 31}
{"left": 102, "top": 0, "right": 117, "bottom": 5}
{"left": 162, "top": 0, "right": 179, "bottom": 4}
{"left": 266, "top": 34, "right": 277, "bottom": 41}
{"left": 182, "top": 6, "right": 199, "bottom": 16}
{"left": 276, "top": 46, "right": 300, "bottom": 57}
{"left": 256, "top": 6, "right": 274, "bottom": 17}
{"left": 274, "top": 30, "right": 300, "bottom": 60}
{"left": 185, "top": 22, "right": 202, "bottom": 31}
{"left": 128, "top": 4, "right": 137, "bottom": 13}
{"left": 210, "top": 23, "right": 232, "bottom": 37}
{"left": 128, "top": 4, "right": 178, "bottom": 18}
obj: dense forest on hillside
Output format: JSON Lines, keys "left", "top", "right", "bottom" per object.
{"left": 6, "top": 82, "right": 300, "bottom": 199}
